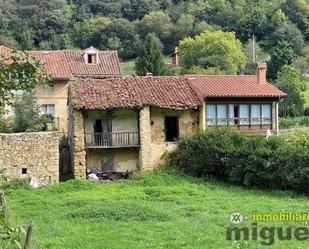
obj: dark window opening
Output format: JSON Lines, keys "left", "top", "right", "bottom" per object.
{"left": 22, "top": 168, "right": 27, "bottom": 174}
{"left": 94, "top": 120, "right": 103, "bottom": 133}
{"left": 234, "top": 106, "right": 239, "bottom": 125}
{"left": 87, "top": 54, "right": 97, "bottom": 64}
{"left": 165, "top": 116, "right": 179, "bottom": 142}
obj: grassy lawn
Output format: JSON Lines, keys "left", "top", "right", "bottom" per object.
{"left": 6, "top": 170, "right": 309, "bottom": 249}
{"left": 120, "top": 60, "right": 136, "bottom": 76}
{"left": 120, "top": 56, "right": 174, "bottom": 76}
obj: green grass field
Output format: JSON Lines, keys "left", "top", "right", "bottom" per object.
{"left": 120, "top": 60, "right": 136, "bottom": 76}
{"left": 120, "top": 56, "right": 174, "bottom": 76}
{"left": 6, "top": 170, "right": 309, "bottom": 249}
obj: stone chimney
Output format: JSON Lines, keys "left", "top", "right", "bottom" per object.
{"left": 256, "top": 63, "right": 267, "bottom": 85}
{"left": 172, "top": 47, "right": 179, "bottom": 66}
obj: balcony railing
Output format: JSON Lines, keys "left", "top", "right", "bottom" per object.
{"left": 85, "top": 132, "right": 139, "bottom": 148}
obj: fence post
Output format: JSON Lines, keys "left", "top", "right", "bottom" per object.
{"left": 24, "top": 222, "right": 33, "bottom": 249}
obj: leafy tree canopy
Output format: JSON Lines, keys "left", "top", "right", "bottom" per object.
{"left": 275, "top": 65, "right": 305, "bottom": 117}
{"left": 0, "top": 51, "right": 49, "bottom": 113}
{"left": 179, "top": 30, "right": 247, "bottom": 74}
{"left": 135, "top": 33, "right": 166, "bottom": 76}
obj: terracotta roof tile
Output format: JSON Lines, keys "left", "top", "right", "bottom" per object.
{"left": 0, "top": 45, "right": 12, "bottom": 59}
{"left": 72, "top": 77, "right": 200, "bottom": 110}
{"left": 72, "top": 75, "right": 286, "bottom": 111}
{"left": 28, "top": 51, "right": 72, "bottom": 79}
{"left": 0, "top": 45, "right": 121, "bottom": 79}
{"left": 187, "top": 75, "right": 287, "bottom": 100}
{"left": 65, "top": 50, "right": 121, "bottom": 77}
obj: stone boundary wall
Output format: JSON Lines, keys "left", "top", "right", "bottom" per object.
{"left": 0, "top": 132, "right": 60, "bottom": 186}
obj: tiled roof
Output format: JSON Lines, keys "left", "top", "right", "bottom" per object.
{"left": 0, "top": 45, "right": 12, "bottom": 59}
{"left": 72, "top": 75, "right": 286, "bottom": 110}
{"left": 187, "top": 75, "right": 287, "bottom": 100}
{"left": 72, "top": 77, "right": 201, "bottom": 110}
{"left": 28, "top": 51, "right": 72, "bottom": 79}
{"left": 65, "top": 50, "right": 121, "bottom": 77}
{"left": 0, "top": 45, "right": 121, "bottom": 79}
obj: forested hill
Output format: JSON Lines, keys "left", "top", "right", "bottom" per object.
{"left": 0, "top": 0, "right": 308, "bottom": 60}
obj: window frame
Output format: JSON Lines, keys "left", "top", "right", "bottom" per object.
{"left": 42, "top": 104, "right": 55, "bottom": 117}
{"left": 205, "top": 102, "right": 272, "bottom": 129}
{"left": 87, "top": 53, "right": 98, "bottom": 64}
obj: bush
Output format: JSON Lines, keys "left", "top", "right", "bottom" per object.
{"left": 167, "top": 128, "right": 309, "bottom": 194}
{"left": 279, "top": 116, "right": 309, "bottom": 129}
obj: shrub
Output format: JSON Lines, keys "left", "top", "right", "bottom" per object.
{"left": 167, "top": 128, "right": 309, "bottom": 194}
{"left": 279, "top": 116, "right": 309, "bottom": 129}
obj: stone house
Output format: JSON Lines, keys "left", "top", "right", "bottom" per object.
{"left": 69, "top": 64, "right": 286, "bottom": 178}
{"left": 0, "top": 45, "right": 121, "bottom": 133}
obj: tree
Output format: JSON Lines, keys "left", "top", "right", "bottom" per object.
{"left": 235, "top": 5, "right": 268, "bottom": 42}
{"left": 72, "top": 17, "right": 111, "bottom": 49}
{"left": 275, "top": 65, "right": 304, "bottom": 117}
{"left": 100, "top": 18, "right": 141, "bottom": 59}
{"left": 0, "top": 50, "right": 49, "bottom": 113}
{"left": 262, "top": 14, "right": 305, "bottom": 79}
{"left": 281, "top": 0, "right": 309, "bottom": 41}
{"left": 178, "top": 30, "right": 247, "bottom": 74}
{"left": 293, "top": 56, "right": 309, "bottom": 79}
{"left": 137, "top": 11, "right": 174, "bottom": 53}
{"left": 10, "top": 92, "right": 52, "bottom": 132}
{"left": 135, "top": 33, "right": 166, "bottom": 76}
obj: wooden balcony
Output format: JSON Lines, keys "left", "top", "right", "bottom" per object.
{"left": 85, "top": 132, "right": 139, "bottom": 148}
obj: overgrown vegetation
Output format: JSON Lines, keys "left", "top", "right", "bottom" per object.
{"left": 0, "top": 170, "right": 26, "bottom": 249}
{"left": 167, "top": 128, "right": 309, "bottom": 194}
{"left": 0, "top": 92, "right": 55, "bottom": 133}
{"left": 5, "top": 171, "right": 309, "bottom": 248}
{"left": 179, "top": 30, "right": 247, "bottom": 74}
{"left": 275, "top": 65, "right": 305, "bottom": 117}
{"left": 0, "top": 50, "right": 49, "bottom": 114}
{"left": 280, "top": 116, "right": 309, "bottom": 129}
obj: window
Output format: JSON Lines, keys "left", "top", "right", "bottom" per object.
{"left": 206, "top": 105, "right": 216, "bottom": 126}
{"left": 206, "top": 103, "right": 272, "bottom": 127}
{"left": 251, "top": 104, "right": 261, "bottom": 125}
{"left": 87, "top": 53, "right": 97, "bottom": 64}
{"left": 165, "top": 116, "right": 179, "bottom": 142}
{"left": 239, "top": 104, "right": 249, "bottom": 125}
{"left": 22, "top": 168, "right": 27, "bottom": 174}
{"left": 217, "top": 104, "right": 227, "bottom": 125}
{"left": 42, "top": 105, "right": 55, "bottom": 116}
{"left": 262, "top": 104, "right": 271, "bottom": 124}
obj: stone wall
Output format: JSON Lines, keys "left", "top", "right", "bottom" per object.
{"left": 69, "top": 109, "right": 86, "bottom": 179}
{"left": 0, "top": 132, "right": 59, "bottom": 186}
{"left": 139, "top": 107, "right": 198, "bottom": 170}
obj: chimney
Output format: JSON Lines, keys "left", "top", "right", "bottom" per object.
{"left": 172, "top": 47, "right": 179, "bottom": 66}
{"left": 256, "top": 63, "right": 267, "bottom": 84}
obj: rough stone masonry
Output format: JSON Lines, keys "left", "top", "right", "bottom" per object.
{"left": 0, "top": 132, "right": 60, "bottom": 186}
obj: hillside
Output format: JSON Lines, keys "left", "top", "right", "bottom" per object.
{"left": 0, "top": 0, "right": 308, "bottom": 61}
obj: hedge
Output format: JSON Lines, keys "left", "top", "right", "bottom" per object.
{"left": 279, "top": 116, "right": 309, "bottom": 129}
{"left": 167, "top": 128, "right": 309, "bottom": 194}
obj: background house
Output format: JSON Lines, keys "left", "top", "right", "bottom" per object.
{"left": 0, "top": 45, "right": 121, "bottom": 133}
